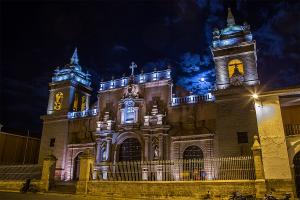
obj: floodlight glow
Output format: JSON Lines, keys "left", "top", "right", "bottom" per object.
{"left": 252, "top": 93, "right": 258, "bottom": 99}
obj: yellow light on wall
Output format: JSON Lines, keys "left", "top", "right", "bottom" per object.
{"left": 54, "top": 92, "right": 63, "bottom": 111}
{"left": 81, "top": 96, "right": 86, "bottom": 111}
{"left": 228, "top": 59, "right": 244, "bottom": 78}
{"left": 73, "top": 93, "right": 78, "bottom": 111}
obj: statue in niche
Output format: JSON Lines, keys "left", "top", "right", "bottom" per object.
{"left": 101, "top": 144, "right": 107, "bottom": 161}
{"left": 154, "top": 145, "right": 159, "bottom": 159}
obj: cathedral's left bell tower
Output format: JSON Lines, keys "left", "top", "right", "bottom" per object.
{"left": 39, "top": 48, "right": 92, "bottom": 179}
{"left": 47, "top": 48, "right": 92, "bottom": 115}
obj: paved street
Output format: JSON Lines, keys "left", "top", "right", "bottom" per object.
{"left": 0, "top": 191, "right": 158, "bottom": 200}
{"left": 0, "top": 192, "right": 106, "bottom": 200}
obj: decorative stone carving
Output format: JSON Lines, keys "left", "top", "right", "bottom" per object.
{"left": 144, "top": 103, "right": 166, "bottom": 126}
{"left": 152, "top": 137, "right": 159, "bottom": 160}
{"left": 123, "top": 84, "right": 139, "bottom": 99}
{"left": 144, "top": 115, "right": 150, "bottom": 126}
{"left": 96, "top": 111, "right": 115, "bottom": 132}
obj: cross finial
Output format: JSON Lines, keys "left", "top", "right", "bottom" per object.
{"left": 70, "top": 48, "right": 79, "bottom": 65}
{"left": 227, "top": 8, "right": 235, "bottom": 26}
{"left": 129, "top": 62, "right": 137, "bottom": 76}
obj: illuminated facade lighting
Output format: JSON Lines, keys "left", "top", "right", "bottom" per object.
{"left": 52, "top": 48, "right": 91, "bottom": 87}
{"left": 252, "top": 93, "right": 259, "bottom": 99}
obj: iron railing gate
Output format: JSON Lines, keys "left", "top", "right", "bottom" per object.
{"left": 95, "top": 156, "right": 255, "bottom": 181}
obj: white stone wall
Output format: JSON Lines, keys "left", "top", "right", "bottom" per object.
{"left": 38, "top": 119, "right": 69, "bottom": 180}
{"left": 64, "top": 143, "right": 95, "bottom": 181}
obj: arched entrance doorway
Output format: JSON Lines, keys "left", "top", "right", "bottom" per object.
{"left": 73, "top": 152, "right": 83, "bottom": 180}
{"left": 294, "top": 151, "right": 300, "bottom": 198}
{"left": 119, "top": 138, "right": 141, "bottom": 161}
{"left": 183, "top": 145, "right": 204, "bottom": 180}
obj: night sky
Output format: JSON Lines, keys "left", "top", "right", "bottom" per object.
{"left": 1, "top": 0, "right": 300, "bottom": 137}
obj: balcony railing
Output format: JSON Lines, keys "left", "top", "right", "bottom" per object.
{"left": 171, "top": 93, "right": 215, "bottom": 106}
{"left": 285, "top": 124, "right": 300, "bottom": 136}
{"left": 68, "top": 108, "right": 98, "bottom": 119}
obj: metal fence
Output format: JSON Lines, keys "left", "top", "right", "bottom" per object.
{"left": 95, "top": 156, "right": 255, "bottom": 181}
{"left": 0, "top": 164, "right": 42, "bottom": 180}
{"left": 285, "top": 124, "right": 300, "bottom": 136}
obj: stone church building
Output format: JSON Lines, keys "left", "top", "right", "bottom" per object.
{"left": 38, "top": 9, "right": 300, "bottom": 196}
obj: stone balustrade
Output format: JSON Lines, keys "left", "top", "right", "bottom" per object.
{"left": 171, "top": 93, "right": 215, "bottom": 106}
{"left": 284, "top": 124, "right": 300, "bottom": 136}
{"left": 99, "top": 69, "right": 171, "bottom": 91}
{"left": 68, "top": 108, "right": 98, "bottom": 119}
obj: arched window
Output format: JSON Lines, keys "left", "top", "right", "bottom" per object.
{"left": 119, "top": 138, "right": 141, "bottom": 161}
{"left": 294, "top": 151, "right": 300, "bottom": 197}
{"left": 228, "top": 59, "right": 244, "bottom": 78}
{"left": 121, "top": 99, "right": 138, "bottom": 124}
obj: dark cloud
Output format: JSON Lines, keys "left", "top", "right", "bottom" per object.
{"left": 112, "top": 45, "right": 128, "bottom": 53}
{"left": 176, "top": 52, "right": 215, "bottom": 94}
{"left": 144, "top": 58, "right": 171, "bottom": 72}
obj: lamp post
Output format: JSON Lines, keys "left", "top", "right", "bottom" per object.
{"left": 23, "top": 130, "right": 29, "bottom": 164}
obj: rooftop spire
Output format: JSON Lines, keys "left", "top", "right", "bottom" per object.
{"left": 70, "top": 48, "right": 79, "bottom": 65}
{"left": 227, "top": 8, "right": 235, "bottom": 26}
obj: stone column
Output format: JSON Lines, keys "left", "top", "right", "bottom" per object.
{"left": 159, "top": 134, "right": 164, "bottom": 160}
{"left": 142, "top": 166, "right": 148, "bottom": 181}
{"left": 76, "top": 150, "right": 94, "bottom": 194}
{"left": 252, "top": 135, "right": 264, "bottom": 179}
{"left": 144, "top": 134, "right": 149, "bottom": 160}
{"left": 254, "top": 95, "right": 294, "bottom": 197}
{"left": 251, "top": 135, "right": 266, "bottom": 198}
{"left": 40, "top": 154, "right": 57, "bottom": 192}
{"left": 156, "top": 165, "right": 163, "bottom": 181}
{"left": 106, "top": 139, "right": 112, "bottom": 161}
{"left": 96, "top": 141, "right": 101, "bottom": 163}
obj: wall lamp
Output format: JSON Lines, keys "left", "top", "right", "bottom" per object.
{"left": 252, "top": 93, "right": 263, "bottom": 107}
{"left": 252, "top": 93, "right": 258, "bottom": 99}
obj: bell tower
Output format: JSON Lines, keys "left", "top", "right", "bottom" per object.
{"left": 39, "top": 48, "right": 92, "bottom": 179}
{"left": 211, "top": 8, "right": 259, "bottom": 89}
{"left": 47, "top": 48, "right": 92, "bottom": 115}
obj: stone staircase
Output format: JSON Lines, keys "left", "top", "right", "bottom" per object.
{"left": 48, "top": 181, "right": 76, "bottom": 194}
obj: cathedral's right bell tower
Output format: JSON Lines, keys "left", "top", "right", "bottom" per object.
{"left": 211, "top": 8, "right": 259, "bottom": 90}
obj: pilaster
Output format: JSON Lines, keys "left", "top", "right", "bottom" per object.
{"left": 40, "top": 154, "right": 57, "bottom": 192}
{"left": 76, "top": 150, "right": 94, "bottom": 194}
{"left": 255, "top": 95, "right": 294, "bottom": 197}
{"left": 251, "top": 135, "right": 266, "bottom": 198}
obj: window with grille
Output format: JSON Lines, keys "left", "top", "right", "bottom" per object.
{"left": 119, "top": 138, "right": 141, "bottom": 161}
{"left": 237, "top": 132, "right": 248, "bottom": 144}
{"left": 50, "top": 138, "right": 55, "bottom": 147}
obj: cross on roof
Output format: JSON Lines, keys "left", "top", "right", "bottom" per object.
{"left": 129, "top": 62, "right": 137, "bottom": 76}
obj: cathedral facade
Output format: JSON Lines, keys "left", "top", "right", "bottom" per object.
{"left": 38, "top": 9, "right": 300, "bottom": 196}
